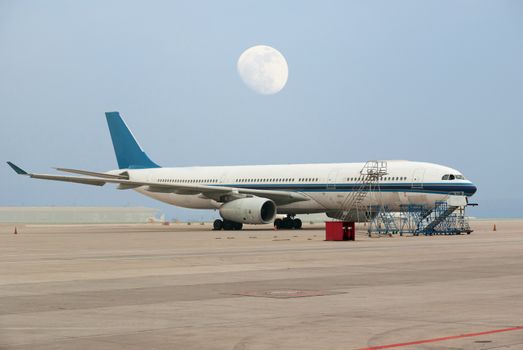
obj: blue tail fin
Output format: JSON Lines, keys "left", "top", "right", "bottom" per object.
{"left": 105, "top": 112, "right": 160, "bottom": 169}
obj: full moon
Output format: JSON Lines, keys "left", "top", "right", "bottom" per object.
{"left": 237, "top": 45, "right": 288, "bottom": 95}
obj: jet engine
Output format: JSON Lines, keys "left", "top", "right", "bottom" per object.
{"left": 219, "top": 197, "right": 276, "bottom": 224}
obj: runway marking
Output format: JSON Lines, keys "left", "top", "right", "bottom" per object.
{"left": 357, "top": 326, "right": 523, "bottom": 350}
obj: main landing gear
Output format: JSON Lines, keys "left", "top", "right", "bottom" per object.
{"left": 274, "top": 215, "right": 302, "bottom": 230}
{"left": 213, "top": 219, "right": 243, "bottom": 231}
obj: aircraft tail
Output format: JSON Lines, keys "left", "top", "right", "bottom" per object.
{"left": 105, "top": 112, "right": 160, "bottom": 169}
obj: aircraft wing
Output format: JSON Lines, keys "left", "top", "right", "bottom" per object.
{"left": 53, "top": 167, "right": 129, "bottom": 179}
{"left": 7, "top": 162, "right": 310, "bottom": 206}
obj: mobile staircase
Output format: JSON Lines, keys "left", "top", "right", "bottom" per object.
{"left": 418, "top": 200, "right": 472, "bottom": 235}
{"left": 398, "top": 197, "right": 472, "bottom": 236}
{"left": 367, "top": 205, "right": 400, "bottom": 235}
{"left": 334, "top": 161, "right": 388, "bottom": 223}
{"left": 422, "top": 202, "right": 459, "bottom": 234}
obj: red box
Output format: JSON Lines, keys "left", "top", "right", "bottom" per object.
{"left": 325, "top": 221, "right": 355, "bottom": 241}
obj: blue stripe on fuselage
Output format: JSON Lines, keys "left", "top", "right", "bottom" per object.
{"left": 216, "top": 182, "right": 477, "bottom": 196}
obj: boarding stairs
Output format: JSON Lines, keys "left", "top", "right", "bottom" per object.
{"left": 416, "top": 198, "right": 469, "bottom": 235}
{"left": 368, "top": 206, "right": 399, "bottom": 235}
{"left": 336, "top": 161, "right": 388, "bottom": 222}
{"left": 422, "top": 202, "right": 458, "bottom": 234}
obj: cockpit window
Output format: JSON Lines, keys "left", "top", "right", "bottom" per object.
{"left": 442, "top": 174, "right": 465, "bottom": 181}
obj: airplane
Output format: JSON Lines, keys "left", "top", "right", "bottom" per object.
{"left": 7, "top": 112, "right": 477, "bottom": 231}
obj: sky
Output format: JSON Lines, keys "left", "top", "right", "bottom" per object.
{"left": 1, "top": 0, "right": 522, "bottom": 219}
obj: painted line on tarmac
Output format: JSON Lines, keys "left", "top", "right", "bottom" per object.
{"left": 358, "top": 325, "right": 523, "bottom": 350}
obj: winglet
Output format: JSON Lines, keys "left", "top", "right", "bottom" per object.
{"left": 7, "top": 162, "right": 28, "bottom": 175}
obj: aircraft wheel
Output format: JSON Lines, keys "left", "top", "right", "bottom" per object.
{"left": 282, "top": 217, "right": 294, "bottom": 229}
{"left": 233, "top": 222, "right": 243, "bottom": 230}
{"left": 274, "top": 218, "right": 282, "bottom": 230}
{"left": 222, "top": 220, "right": 234, "bottom": 231}
{"left": 213, "top": 219, "right": 223, "bottom": 231}
{"left": 293, "top": 218, "right": 302, "bottom": 230}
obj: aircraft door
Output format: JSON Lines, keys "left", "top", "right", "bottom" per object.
{"left": 411, "top": 168, "right": 426, "bottom": 189}
{"left": 327, "top": 169, "right": 339, "bottom": 190}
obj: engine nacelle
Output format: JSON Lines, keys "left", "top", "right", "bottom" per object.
{"left": 219, "top": 197, "right": 276, "bottom": 224}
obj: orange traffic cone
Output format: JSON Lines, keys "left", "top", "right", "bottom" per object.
{"left": 13, "top": 227, "right": 18, "bottom": 235}
{"left": 493, "top": 224, "right": 497, "bottom": 232}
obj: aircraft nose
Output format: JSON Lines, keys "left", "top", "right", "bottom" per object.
{"left": 468, "top": 182, "right": 477, "bottom": 196}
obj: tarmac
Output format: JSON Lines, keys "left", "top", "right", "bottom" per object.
{"left": 0, "top": 220, "right": 522, "bottom": 350}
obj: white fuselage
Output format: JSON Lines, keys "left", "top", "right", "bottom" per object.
{"left": 120, "top": 160, "right": 476, "bottom": 215}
